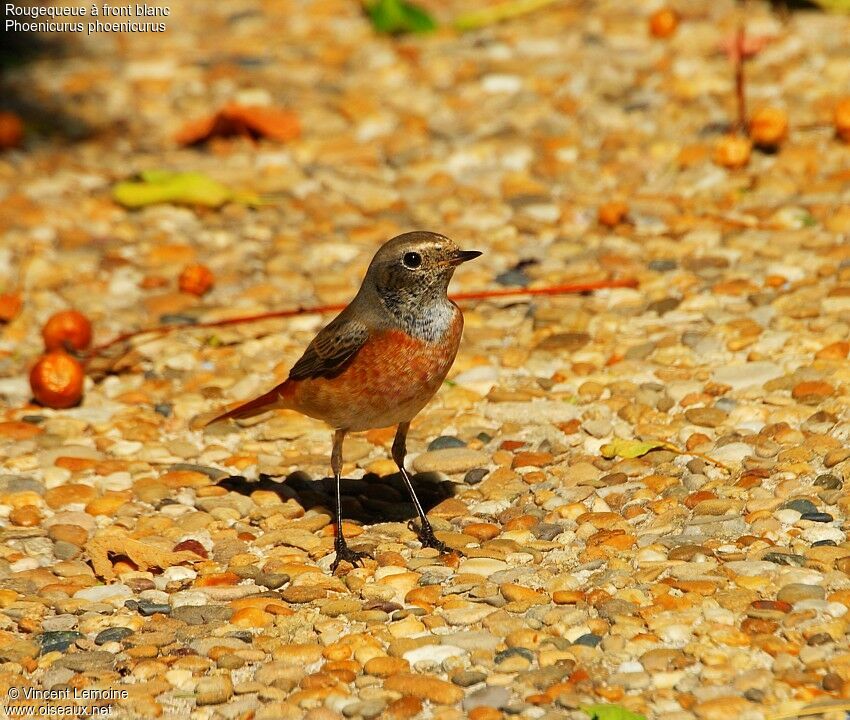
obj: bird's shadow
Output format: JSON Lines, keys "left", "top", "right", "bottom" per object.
{"left": 218, "top": 470, "right": 457, "bottom": 526}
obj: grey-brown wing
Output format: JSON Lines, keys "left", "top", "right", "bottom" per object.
{"left": 288, "top": 316, "right": 370, "bottom": 380}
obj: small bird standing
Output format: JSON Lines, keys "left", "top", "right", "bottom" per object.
{"left": 207, "top": 231, "right": 481, "bottom": 571}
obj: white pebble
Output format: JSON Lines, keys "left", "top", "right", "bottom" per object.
{"left": 481, "top": 74, "right": 522, "bottom": 94}
{"left": 74, "top": 584, "right": 132, "bottom": 604}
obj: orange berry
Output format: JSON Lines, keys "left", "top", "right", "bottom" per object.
{"left": 0, "top": 112, "right": 24, "bottom": 150}
{"left": 598, "top": 201, "right": 629, "bottom": 228}
{"left": 713, "top": 134, "right": 751, "bottom": 169}
{"left": 178, "top": 264, "right": 215, "bottom": 296}
{"left": 30, "top": 352, "right": 85, "bottom": 409}
{"left": 42, "top": 310, "right": 93, "bottom": 352}
{"left": 749, "top": 107, "right": 788, "bottom": 148}
{"left": 834, "top": 98, "right": 850, "bottom": 143}
{"left": 649, "top": 8, "right": 678, "bottom": 38}
{"left": 0, "top": 292, "right": 22, "bottom": 323}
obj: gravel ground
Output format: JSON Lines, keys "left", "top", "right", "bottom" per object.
{"left": 3, "top": 1, "right": 850, "bottom": 719}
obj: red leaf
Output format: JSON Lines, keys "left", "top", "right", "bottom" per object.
{"left": 177, "top": 104, "right": 300, "bottom": 146}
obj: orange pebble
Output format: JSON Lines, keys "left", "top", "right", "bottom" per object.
{"left": 469, "top": 708, "right": 502, "bottom": 720}
{"left": 464, "top": 522, "right": 501, "bottom": 541}
{"left": 29, "top": 352, "right": 85, "bottom": 409}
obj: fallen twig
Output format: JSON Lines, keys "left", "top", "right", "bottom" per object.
{"left": 766, "top": 700, "right": 850, "bottom": 720}
{"left": 81, "top": 277, "right": 639, "bottom": 364}
{"left": 734, "top": 18, "right": 748, "bottom": 132}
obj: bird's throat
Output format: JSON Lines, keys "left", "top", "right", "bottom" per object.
{"left": 378, "top": 288, "right": 456, "bottom": 343}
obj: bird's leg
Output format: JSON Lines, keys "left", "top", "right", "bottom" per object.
{"left": 392, "top": 422, "right": 450, "bottom": 553}
{"left": 330, "top": 428, "right": 370, "bottom": 572}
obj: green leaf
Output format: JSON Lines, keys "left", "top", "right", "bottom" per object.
{"left": 581, "top": 704, "right": 647, "bottom": 720}
{"left": 599, "top": 438, "right": 664, "bottom": 460}
{"left": 112, "top": 171, "right": 251, "bottom": 209}
{"left": 454, "top": 0, "right": 560, "bottom": 31}
{"left": 366, "top": 0, "right": 437, "bottom": 34}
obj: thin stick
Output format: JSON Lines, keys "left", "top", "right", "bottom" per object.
{"left": 450, "top": 277, "right": 638, "bottom": 302}
{"left": 734, "top": 17, "right": 747, "bottom": 132}
{"left": 81, "top": 277, "right": 639, "bottom": 363}
{"left": 767, "top": 701, "right": 850, "bottom": 720}
{"left": 658, "top": 441, "right": 731, "bottom": 472}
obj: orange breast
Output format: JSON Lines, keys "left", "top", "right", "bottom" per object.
{"left": 284, "top": 314, "right": 463, "bottom": 431}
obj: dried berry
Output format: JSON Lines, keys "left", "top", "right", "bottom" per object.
{"left": 0, "top": 292, "right": 22, "bottom": 323}
{"left": 30, "top": 352, "right": 85, "bottom": 409}
{"left": 0, "top": 112, "right": 24, "bottom": 150}
{"left": 749, "top": 107, "right": 788, "bottom": 149}
{"left": 834, "top": 98, "right": 850, "bottom": 143}
{"left": 713, "top": 135, "right": 751, "bottom": 169}
{"left": 178, "top": 264, "right": 215, "bottom": 296}
{"left": 649, "top": 8, "right": 678, "bottom": 39}
{"left": 598, "top": 202, "right": 629, "bottom": 228}
{"left": 42, "top": 310, "right": 93, "bottom": 352}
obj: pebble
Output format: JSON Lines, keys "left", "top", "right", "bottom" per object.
{"left": 384, "top": 673, "right": 463, "bottom": 705}
{"left": 456, "top": 558, "right": 509, "bottom": 576}
{"left": 452, "top": 670, "right": 487, "bottom": 687}
{"left": 138, "top": 601, "right": 172, "bottom": 616}
{"left": 37, "top": 631, "right": 82, "bottom": 654}
{"left": 412, "top": 448, "right": 490, "bottom": 474}
{"left": 783, "top": 499, "right": 818, "bottom": 515}
{"left": 428, "top": 436, "right": 467, "bottom": 450}
{"left": 74, "top": 584, "right": 133, "bottom": 604}
{"left": 95, "top": 627, "right": 134, "bottom": 645}
{"left": 464, "top": 468, "right": 489, "bottom": 485}
{"left": 573, "top": 634, "right": 602, "bottom": 648}
{"left": 684, "top": 407, "right": 728, "bottom": 428}
{"left": 462, "top": 686, "right": 511, "bottom": 711}
{"left": 801, "top": 512, "right": 833, "bottom": 523}
{"left": 195, "top": 675, "right": 234, "bottom": 705}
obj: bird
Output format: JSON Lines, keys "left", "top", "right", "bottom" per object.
{"left": 206, "top": 231, "right": 481, "bottom": 572}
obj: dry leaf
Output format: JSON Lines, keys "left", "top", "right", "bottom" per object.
{"left": 600, "top": 438, "right": 664, "bottom": 460}
{"left": 176, "top": 104, "right": 300, "bottom": 146}
{"left": 112, "top": 170, "right": 260, "bottom": 209}
{"left": 86, "top": 529, "right": 205, "bottom": 580}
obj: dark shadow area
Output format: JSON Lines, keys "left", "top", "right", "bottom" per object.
{"left": 218, "top": 470, "right": 457, "bottom": 526}
{"left": 1, "top": 28, "right": 93, "bottom": 141}
{"left": 769, "top": 0, "right": 822, "bottom": 9}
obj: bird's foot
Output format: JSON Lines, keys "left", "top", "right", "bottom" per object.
{"left": 408, "top": 520, "right": 452, "bottom": 554}
{"left": 331, "top": 539, "right": 372, "bottom": 573}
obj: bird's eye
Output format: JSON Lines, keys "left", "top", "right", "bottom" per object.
{"left": 402, "top": 251, "right": 422, "bottom": 269}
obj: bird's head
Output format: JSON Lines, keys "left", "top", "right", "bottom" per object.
{"left": 365, "top": 231, "right": 481, "bottom": 303}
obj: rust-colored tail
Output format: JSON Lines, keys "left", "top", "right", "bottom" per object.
{"left": 204, "top": 382, "right": 290, "bottom": 427}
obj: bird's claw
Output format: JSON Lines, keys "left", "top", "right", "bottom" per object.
{"left": 408, "top": 519, "right": 452, "bottom": 554}
{"left": 331, "top": 540, "right": 372, "bottom": 573}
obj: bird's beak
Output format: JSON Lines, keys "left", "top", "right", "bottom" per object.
{"left": 447, "top": 250, "right": 482, "bottom": 266}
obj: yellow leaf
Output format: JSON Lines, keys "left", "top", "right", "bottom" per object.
{"left": 600, "top": 438, "right": 664, "bottom": 460}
